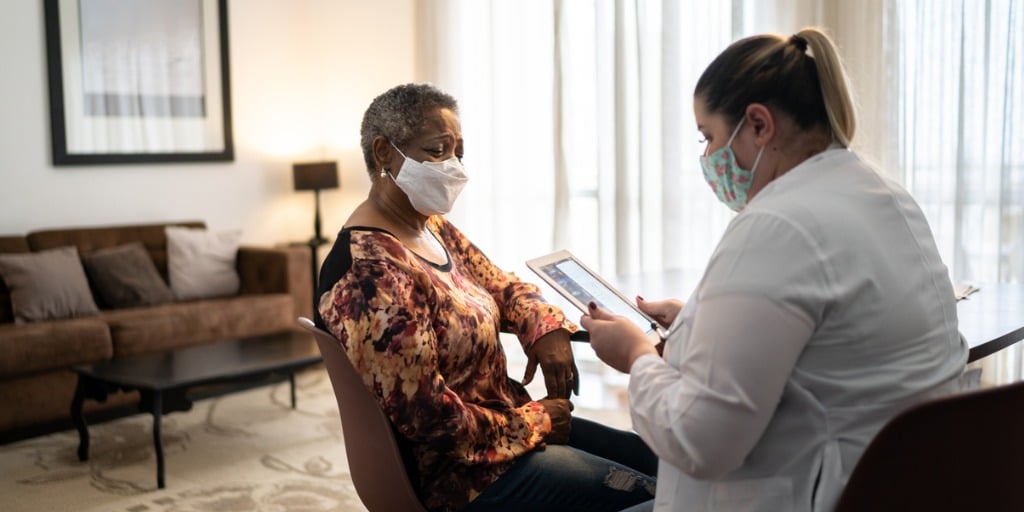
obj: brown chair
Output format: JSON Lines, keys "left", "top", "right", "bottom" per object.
{"left": 834, "top": 379, "right": 1024, "bottom": 512}
{"left": 298, "top": 317, "right": 428, "bottom": 512}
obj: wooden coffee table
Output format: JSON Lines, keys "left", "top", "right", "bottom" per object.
{"left": 70, "top": 330, "right": 323, "bottom": 488}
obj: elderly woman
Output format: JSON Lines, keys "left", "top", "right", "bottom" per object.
{"left": 314, "top": 83, "right": 656, "bottom": 512}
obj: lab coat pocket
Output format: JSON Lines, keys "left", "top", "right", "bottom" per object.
{"left": 709, "top": 477, "right": 794, "bottom": 512}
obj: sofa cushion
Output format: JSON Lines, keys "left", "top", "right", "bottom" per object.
{"left": 27, "top": 221, "right": 205, "bottom": 282}
{"left": 102, "top": 294, "right": 295, "bottom": 357}
{"left": 165, "top": 227, "right": 242, "bottom": 300}
{"left": 82, "top": 243, "right": 174, "bottom": 309}
{"left": 0, "top": 317, "right": 112, "bottom": 378}
{"left": 0, "top": 246, "right": 100, "bottom": 323}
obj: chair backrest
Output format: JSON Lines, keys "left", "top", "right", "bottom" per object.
{"left": 298, "top": 317, "right": 428, "bottom": 512}
{"left": 834, "top": 379, "right": 1024, "bottom": 512}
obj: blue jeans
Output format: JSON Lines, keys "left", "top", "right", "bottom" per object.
{"left": 459, "top": 417, "right": 657, "bottom": 512}
{"left": 620, "top": 500, "right": 655, "bottom": 512}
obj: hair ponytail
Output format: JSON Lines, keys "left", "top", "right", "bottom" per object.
{"left": 695, "top": 27, "right": 858, "bottom": 147}
{"left": 795, "top": 28, "right": 856, "bottom": 146}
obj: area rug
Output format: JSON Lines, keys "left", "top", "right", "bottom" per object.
{"left": 0, "top": 369, "right": 367, "bottom": 512}
{"left": 0, "top": 343, "right": 633, "bottom": 512}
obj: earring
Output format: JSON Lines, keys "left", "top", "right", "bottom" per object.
{"left": 379, "top": 168, "right": 386, "bottom": 178}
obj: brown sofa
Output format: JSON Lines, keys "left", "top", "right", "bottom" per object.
{"left": 0, "top": 221, "right": 312, "bottom": 441}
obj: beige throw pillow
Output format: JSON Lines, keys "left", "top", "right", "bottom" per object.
{"left": 165, "top": 226, "right": 242, "bottom": 300}
{"left": 0, "top": 246, "right": 100, "bottom": 323}
{"left": 82, "top": 243, "right": 174, "bottom": 309}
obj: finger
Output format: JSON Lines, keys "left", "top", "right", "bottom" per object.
{"left": 557, "top": 368, "right": 570, "bottom": 398}
{"left": 636, "top": 296, "right": 663, "bottom": 317}
{"left": 571, "top": 362, "right": 580, "bottom": 395}
{"left": 523, "top": 356, "right": 538, "bottom": 385}
{"left": 545, "top": 369, "right": 566, "bottom": 399}
{"left": 587, "top": 301, "right": 609, "bottom": 319}
{"left": 578, "top": 313, "right": 593, "bottom": 331}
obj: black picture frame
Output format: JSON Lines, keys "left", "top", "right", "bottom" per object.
{"left": 44, "top": 0, "right": 234, "bottom": 165}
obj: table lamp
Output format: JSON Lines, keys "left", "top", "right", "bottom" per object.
{"left": 292, "top": 161, "right": 339, "bottom": 244}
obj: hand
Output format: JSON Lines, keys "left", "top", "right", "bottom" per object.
{"left": 538, "top": 398, "right": 572, "bottom": 444}
{"left": 523, "top": 329, "right": 579, "bottom": 398}
{"left": 636, "top": 295, "right": 684, "bottom": 328}
{"left": 580, "top": 302, "right": 658, "bottom": 374}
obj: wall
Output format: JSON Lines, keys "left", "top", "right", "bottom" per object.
{"left": 0, "top": 0, "right": 416, "bottom": 245}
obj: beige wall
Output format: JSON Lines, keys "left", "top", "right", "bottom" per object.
{"left": 0, "top": 0, "right": 416, "bottom": 245}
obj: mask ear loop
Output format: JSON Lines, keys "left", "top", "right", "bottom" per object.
{"left": 728, "top": 117, "right": 765, "bottom": 174}
{"left": 726, "top": 117, "right": 745, "bottom": 147}
{"left": 381, "top": 141, "right": 407, "bottom": 179}
{"left": 750, "top": 145, "right": 765, "bottom": 173}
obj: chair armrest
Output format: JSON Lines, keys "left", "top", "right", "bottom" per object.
{"left": 236, "top": 245, "right": 313, "bottom": 319}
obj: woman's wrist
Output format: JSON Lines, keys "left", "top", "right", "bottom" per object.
{"left": 627, "top": 344, "right": 659, "bottom": 372}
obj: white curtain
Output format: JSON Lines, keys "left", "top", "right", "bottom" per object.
{"left": 893, "top": 0, "right": 1024, "bottom": 382}
{"left": 416, "top": 0, "right": 824, "bottom": 277}
{"left": 416, "top": 0, "right": 1023, "bottom": 375}
{"left": 894, "top": 0, "right": 1024, "bottom": 284}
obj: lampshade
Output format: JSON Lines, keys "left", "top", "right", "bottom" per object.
{"left": 292, "top": 161, "right": 339, "bottom": 191}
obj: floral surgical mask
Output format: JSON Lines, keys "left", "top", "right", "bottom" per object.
{"left": 387, "top": 143, "right": 469, "bottom": 216}
{"left": 700, "top": 118, "right": 765, "bottom": 212}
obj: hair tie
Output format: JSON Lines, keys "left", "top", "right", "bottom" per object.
{"left": 789, "top": 34, "right": 808, "bottom": 52}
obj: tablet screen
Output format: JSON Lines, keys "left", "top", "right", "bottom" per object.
{"left": 534, "top": 256, "right": 656, "bottom": 335}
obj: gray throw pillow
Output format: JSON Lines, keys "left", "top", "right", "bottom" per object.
{"left": 0, "top": 246, "right": 100, "bottom": 323}
{"left": 165, "top": 226, "right": 242, "bottom": 300}
{"left": 82, "top": 243, "right": 174, "bottom": 309}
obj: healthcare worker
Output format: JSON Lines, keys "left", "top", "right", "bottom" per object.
{"left": 581, "top": 27, "right": 971, "bottom": 512}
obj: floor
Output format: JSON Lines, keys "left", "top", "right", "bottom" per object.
{"left": 0, "top": 340, "right": 635, "bottom": 512}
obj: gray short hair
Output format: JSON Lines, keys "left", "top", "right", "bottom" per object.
{"left": 359, "top": 83, "right": 459, "bottom": 175}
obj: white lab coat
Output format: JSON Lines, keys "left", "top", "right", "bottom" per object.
{"left": 629, "top": 148, "right": 970, "bottom": 511}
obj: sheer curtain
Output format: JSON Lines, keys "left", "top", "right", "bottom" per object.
{"left": 893, "top": 0, "right": 1024, "bottom": 381}
{"left": 895, "top": 0, "right": 1023, "bottom": 284}
{"left": 416, "top": 1, "right": 1024, "bottom": 378}
{"left": 416, "top": 0, "right": 821, "bottom": 278}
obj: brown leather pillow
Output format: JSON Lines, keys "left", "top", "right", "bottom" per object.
{"left": 0, "top": 246, "right": 100, "bottom": 323}
{"left": 82, "top": 243, "right": 174, "bottom": 309}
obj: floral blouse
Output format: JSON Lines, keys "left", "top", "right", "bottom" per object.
{"left": 316, "top": 216, "right": 577, "bottom": 511}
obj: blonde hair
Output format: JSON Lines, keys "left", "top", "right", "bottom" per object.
{"left": 695, "top": 27, "right": 856, "bottom": 147}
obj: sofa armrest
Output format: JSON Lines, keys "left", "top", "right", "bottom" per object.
{"left": 236, "top": 245, "right": 312, "bottom": 320}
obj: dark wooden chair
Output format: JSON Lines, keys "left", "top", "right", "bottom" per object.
{"left": 835, "top": 379, "right": 1024, "bottom": 511}
{"left": 298, "top": 317, "right": 428, "bottom": 512}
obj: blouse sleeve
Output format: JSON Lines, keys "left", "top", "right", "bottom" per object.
{"left": 628, "top": 211, "right": 825, "bottom": 478}
{"left": 628, "top": 294, "right": 814, "bottom": 478}
{"left": 319, "top": 258, "right": 551, "bottom": 466}
{"left": 433, "top": 217, "right": 578, "bottom": 351}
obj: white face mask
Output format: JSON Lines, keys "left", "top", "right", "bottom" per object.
{"left": 387, "top": 143, "right": 469, "bottom": 216}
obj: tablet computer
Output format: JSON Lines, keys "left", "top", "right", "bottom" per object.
{"left": 527, "top": 250, "right": 667, "bottom": 343}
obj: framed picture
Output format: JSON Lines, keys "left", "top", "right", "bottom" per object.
{"left": 44, "top": 0, "right": 233, "bottom": 165}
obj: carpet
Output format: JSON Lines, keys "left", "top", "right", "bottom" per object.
{"left": 1, "top": 369, "right": 367, "bottom": 512}
{"left": 0, "top": 342, "right": 632, "bottom": 512}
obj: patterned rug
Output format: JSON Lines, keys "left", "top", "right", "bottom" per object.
{"left": 0, "top": 340, "right": 633, "bottom": 512}
{"left": 0, "top": 369, "right": 367, "bottom": 512}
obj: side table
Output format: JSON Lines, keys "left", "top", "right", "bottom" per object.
{"left": 288, "top": 237, "right": 330, "bottom": 308}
